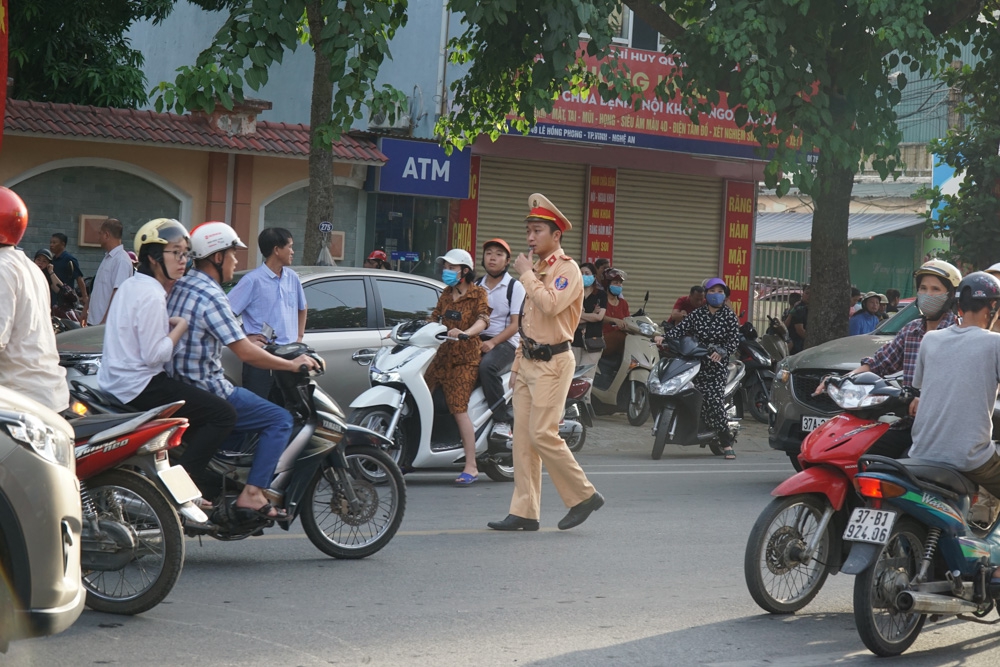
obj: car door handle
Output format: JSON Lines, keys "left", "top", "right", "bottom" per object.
{"left": 352, "top": 349, "right": 377, "bottom": 365}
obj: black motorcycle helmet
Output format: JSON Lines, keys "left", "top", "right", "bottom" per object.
{"left": 957, "top": 271, "right": 1000, "bottom": 323}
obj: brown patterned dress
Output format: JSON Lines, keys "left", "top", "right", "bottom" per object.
{"left": 425, "top": 283, "right": 491, "bottom": 413}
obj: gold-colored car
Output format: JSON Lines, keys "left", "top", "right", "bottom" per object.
{"left": 0, "top": 387, "right": 84, "bottom": 651}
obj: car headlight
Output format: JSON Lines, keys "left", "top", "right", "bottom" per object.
{"left": 826, "top": 381, "right": 887, "bottom": 409}
{"left": 1, "top": 411, "right": 74, "bottom": 468}
{"left": 775, "top": 358, "right": 791, "bottom": 384}
{"left": 369, "top": 365, "right": 403, "bottom": 385}
{"left": 649, "top": 365, "right": 699, "bottom": 395}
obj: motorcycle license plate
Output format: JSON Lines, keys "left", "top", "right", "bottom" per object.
{"left": 843, "top": 508, "right": 896, "bottom": 544}
{"left": 801, "top": 415, "right": 829, "bottom": 432}
{"left": 158, "top": 465, "right": 202, "bottom": 505}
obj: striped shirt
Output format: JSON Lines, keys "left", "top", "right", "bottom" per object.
{"left": 227, "top": 263, "right": 306, "bottom": 345}
{"left": 166, "top": 269, "right": 245, "bottom": 397}
{"left": 860, "top": 311, "right": 957, "bottom": 386}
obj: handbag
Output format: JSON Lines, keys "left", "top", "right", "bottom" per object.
{"left": 583, "top": 336, "right": 606, "bottom": 352}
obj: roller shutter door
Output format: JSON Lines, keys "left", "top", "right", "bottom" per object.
{"left": 612, "top": 170, "right": 723, "bottom": 324}
{"left": 477, "top": 157, "right": 587, "bottom": 258}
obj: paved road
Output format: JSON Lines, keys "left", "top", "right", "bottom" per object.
{"left": 10, "top": 417, "right": 1000, "bottom": 666}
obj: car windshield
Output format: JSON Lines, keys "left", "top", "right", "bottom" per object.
{"left": 872, "top": 301, "right": 920, "bottom": 335}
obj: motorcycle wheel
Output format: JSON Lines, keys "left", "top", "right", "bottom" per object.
{"left": 483, "top": 458, "right": 515, "bottom": 482}
{"left": 81, "top": 469, "right": 185, "bottom": 615}
{"left": 708, "top": 441, "right": 725, "bottom": 456}
{"left": 566, "top": 422, "right": 587, "bottom": 453}
{"left": 744, "top": 495, "right": 832, "bottom": 614}
{"left": 651, "top": 408, "right": 672, "bottom": 460}
{"left": 853, "top": 518, "right": 927, "bottom": 657}
{"left": 746, "top": 378, "right": 771, "bottom": 424}
{"left": 787, "top": 452, "right": 803, "bottom": 472}
{"left": 627, "top": 381, "right": 651, "bottom": 426}
{"left": 349, "top": 407, "right": 405, "bottom": 477}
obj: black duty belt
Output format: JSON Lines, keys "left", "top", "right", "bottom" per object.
{"left": 521, "top": 339, "right": 571, "bottom": 362}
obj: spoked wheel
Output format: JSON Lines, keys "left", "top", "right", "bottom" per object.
{"left": 853, "top": 518, "right": 927, "bottom": 656}
{"left": 744, "top": 495, "right": 832, "bottom": 614}
{"left": 627, "top": 381, "right": 651, "bottom": 426}
{"left": 301, "top": 445, "right": 406, "bottom": 559}
{"left": 80, "top": 469, "right": 184, "bottom": 615}
{"left": 349, "top": 407, "right": 405, "bottom": 481}
{"left": 747, "top": 379, "right": 771, "bottom": 424}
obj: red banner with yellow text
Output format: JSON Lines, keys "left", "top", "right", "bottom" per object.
{"left": 584, "top": 166, "right": 616, "bottom": 265}
{"left": 720, "top": 181, "right": 756, "bottom": 323}
{"left": 447, "top": 155, "right": 479, "bottom": 254}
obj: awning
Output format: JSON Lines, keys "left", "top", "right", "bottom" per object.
{"left": 755, "top": 212, "right": 925, "bottom": 244}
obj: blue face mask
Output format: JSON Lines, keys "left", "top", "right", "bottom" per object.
{"left": 442, "top": 269, "right": 460, "bottom": 286}
{"left": 582, "top": 274, "right": 596, "bottom": 288}
{"left": 608, "top": 284, "right": 623, "bottom": 296}
{"left": 706, "top": 292, "right": 726, "bottom": 307}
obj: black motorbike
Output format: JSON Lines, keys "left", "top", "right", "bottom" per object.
{"left": 760, "top": 315, "right": 788, "bottom": 369}
{"left": 70, "top": 342, "right": 406, "bottom": 560}
{"left": 648, "top": 336, "right": 745, "bottom": 459}
{"left": 737, "top": 321, "right": 774, "bottom": 423}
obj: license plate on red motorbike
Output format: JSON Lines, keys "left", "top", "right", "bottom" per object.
{"left": 843, "top": 507, "right": 896, "bottom": 544}
{"left": 158, "top": 465, "right": 202, "bottom": 504}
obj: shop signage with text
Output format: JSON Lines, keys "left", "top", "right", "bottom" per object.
{"left": 447, "top": 156, "right": 480, "bottom": 254}
{"left": 584, "top": 166, "right": 617, "bottom": 264}
{"left": 720, "top": 181, "right": 756, "bottom": 323}
{"left": 377, "top": 137, "right": 472, "bottom": 199}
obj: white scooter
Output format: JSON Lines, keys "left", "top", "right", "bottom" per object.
{"left": 591, "top": 291, "right": 661, "bottom": 427}
{"left": 348, "top": 320, "right": 517, "bottom": 482}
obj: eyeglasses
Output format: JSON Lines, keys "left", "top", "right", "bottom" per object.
{"left": 163, "top": 250, "right": 190, "bottom": 261}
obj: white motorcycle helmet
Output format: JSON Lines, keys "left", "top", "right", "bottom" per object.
{"left": 189, "top": 221, "right": 247, "bottom": 260}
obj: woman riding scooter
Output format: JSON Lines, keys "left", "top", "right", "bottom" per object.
{"left": 656, "top": 277, "right": 741, "bottom": 459}
{"left": 425, "top": 248, "right": 491, "bottom": 485}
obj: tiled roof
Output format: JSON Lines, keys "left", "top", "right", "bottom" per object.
{"left": 3, "top": 99, "right": 386, "bottom": 164}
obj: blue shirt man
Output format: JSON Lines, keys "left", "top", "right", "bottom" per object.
{"left": 848, "top": 292, "right": 882, "bottom": 336}
{"left": 227, "top": 227, "right": 307, "bottom": 400}
{"left": 49, "top": 232, "right": 88, "bottom": 307}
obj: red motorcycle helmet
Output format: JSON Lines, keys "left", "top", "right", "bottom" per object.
{"left": 0, "top": 187, "right": 29, "bottom": 246}
{"left": 368, "top": 250, "right": 388, "bottom": 262}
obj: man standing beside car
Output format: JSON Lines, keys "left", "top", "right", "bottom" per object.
{"left": 227, "top": 227, "right": 307, "bottom": 401}
{"left": 787, "top": 285, "right": 809, "bottom": 353}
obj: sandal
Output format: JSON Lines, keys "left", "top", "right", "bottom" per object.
{"left": 454, "top": 472, "right": 479, "bottom": 486}
{"left": 723, "top": 447, "right": 736, "bottom": 460}
{"left": 236, "top": 502, "right": 288, "bottom": 521}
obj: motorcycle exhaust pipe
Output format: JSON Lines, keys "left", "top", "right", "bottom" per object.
{"left": 895, "top": 591, "right": 980, "bottom": 615}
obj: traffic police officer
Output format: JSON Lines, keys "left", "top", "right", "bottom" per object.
{"left": 488, "top": 193, "right": 605, "bottom": 531}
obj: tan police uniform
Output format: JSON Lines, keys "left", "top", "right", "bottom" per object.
{"left": 508, "top": 199, "right": 597, "bottom": 521}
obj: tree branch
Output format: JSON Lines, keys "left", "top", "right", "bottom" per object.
{"left": 622, "top": 0, "right": 686, "bottom": 41}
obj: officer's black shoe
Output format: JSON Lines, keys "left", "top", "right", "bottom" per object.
{"left": 487, "top": 514, "right": 540, "bottom": 531}
{"left": 558, "top": 492, "right": 605, "bottom": 530}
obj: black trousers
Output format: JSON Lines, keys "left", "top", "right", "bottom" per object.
{"left": 479, "top": 339, "right": 516, "bottom": 422}
{"left": 128, "top": 373, "right": 238, "bottom": 492}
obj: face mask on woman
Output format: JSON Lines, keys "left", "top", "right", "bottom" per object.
{"left": 916, "top": 292, "right": 949, "bottom": 318}
{"left": 442, "top": 269, "right": 460, "bottom": 286}
{"left": 706, "top": 292, "right": 726, "bottom": 308}
{"left": 582, "top": 274, "right": 596, "bottom": 288}
{"left": 608, "top": 284, "right": 623, "bottom": 296}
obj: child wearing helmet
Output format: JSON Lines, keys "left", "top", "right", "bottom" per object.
{"left": 426, "top": 248, "right": 491, "bottom": 485}
{"left": 0, "top": 187, "right": 70, "bottom": 411}
{"left": 907, "top": 271, "right": 1000, "bottom": 498}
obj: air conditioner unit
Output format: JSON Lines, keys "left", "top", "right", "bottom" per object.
{"left": 368, "top": 111, "right": 412, "bottom": 132}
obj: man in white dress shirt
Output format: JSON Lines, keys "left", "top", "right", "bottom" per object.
{"left": 84, "top": 218, "right": 134, "bottom": 325}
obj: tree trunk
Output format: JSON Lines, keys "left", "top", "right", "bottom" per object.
{"left": 806, "top": 154, "right": 854, "bottom": 348}
{"left": 304, "top": 2, "right": 335, "bottom": 266}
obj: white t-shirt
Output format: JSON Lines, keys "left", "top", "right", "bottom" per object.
{"left": 88, "top": 243, "right": 134, "bottom": 325}
{"left": 98, "top": 273, "right": 176, "bottom": 403}
{"left": 0, "top": 246, "right": 69, "bottom": 411}
{"left": 478, "top": 272, "right": 525, "bottom": 347}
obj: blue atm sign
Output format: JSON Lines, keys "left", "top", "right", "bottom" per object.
{"left": 377, "top": 138, "right": 472, "bottom": 199}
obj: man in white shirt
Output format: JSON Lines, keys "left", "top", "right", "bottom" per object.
{"left": 0, "top": 187, "right": 69, "bottom": 412}
{"left": 84, "top": 218, "right": 134, "bottom": 325}
{"left": 476, "top": 239, "right": 526, "bottom": 438}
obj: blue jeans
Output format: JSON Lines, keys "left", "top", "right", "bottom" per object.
{"left": 225, "top": 387, "right": 294, "bottom": 488}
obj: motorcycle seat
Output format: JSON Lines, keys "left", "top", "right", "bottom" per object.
{"left": 869, "top": 457, "right": 980, "bottom": 498}
{"left": 72, "top": 413, "right": 145, "bottom": 441}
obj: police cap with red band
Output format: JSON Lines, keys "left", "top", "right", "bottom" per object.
{"left": 525, "top": 192, "right": 572, "bottom": 232}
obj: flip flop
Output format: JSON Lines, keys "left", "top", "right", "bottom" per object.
{"left": 236, "top": 502, "right": 288, "bottom": 521}
{"left": 723, "top": 447, "right": 736, "bottom": 460}
{"left": 454, "top": 472, "right": 479, "bottom": 486}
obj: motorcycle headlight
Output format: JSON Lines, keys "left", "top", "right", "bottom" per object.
{"left": 826, "top": 381, "right": 887, "bottom": 409}
{"left": 649, "top": 365, "right": 699, "bottom": 395}
{"left": 369, "top": 365, "right": 403, "bottom": 385}
{"left": 638, "top": 321, "right": 656, "bottom": 337}
{"left": 1, "top": 411, "right": 74, "bottom": 468}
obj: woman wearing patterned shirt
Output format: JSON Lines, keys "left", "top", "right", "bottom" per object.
{"left": 426, "top": 249, "right": 492, "bottom": 485}
{"left": 657, "top": 277, "right": 741, "bottom": 459}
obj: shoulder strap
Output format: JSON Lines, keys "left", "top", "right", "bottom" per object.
{"left": 506, "top": 277, "right": 515, "bottom": 309}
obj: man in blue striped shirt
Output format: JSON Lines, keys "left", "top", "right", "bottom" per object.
{"left": 228, "top": 227, "right": 307, "bottom": 400}
{"left": 167, "top": 222, "right": 319, "bottom": 519}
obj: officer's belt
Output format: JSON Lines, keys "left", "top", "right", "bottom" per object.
{"left": 521, "top": 338, "right": 570, "bottom": 361}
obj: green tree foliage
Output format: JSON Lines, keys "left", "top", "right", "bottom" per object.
{"left": 922, "top": 13, "right": 1000, "bottom": 271}
{"left": 153, "top": 0, "right": 408, "bottom": 263}
{"left": 8, "top": 0, "right": 175, "bottom": 107}
{"left": 439, "top": 0, "right": 989, "bottom": 347}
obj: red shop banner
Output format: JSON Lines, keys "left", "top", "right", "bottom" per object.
{"left": 448, "top": 155, "right": 480, "bottom": 254}
{"left": 584, "top": 166, "right": 617, "bottom": 265}
{"left": 720, "top": 181, "right": 756, "bottom": 323}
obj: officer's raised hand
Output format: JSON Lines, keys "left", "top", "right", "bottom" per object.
{"left": 513, "top": 252, "right": 533, "bottom": 276}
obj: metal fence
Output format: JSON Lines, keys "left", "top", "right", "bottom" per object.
{"left": 752, "top": 245, "right": 811, "bottom": 333}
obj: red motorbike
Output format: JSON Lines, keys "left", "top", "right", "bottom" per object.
{"left": 743, "top": 372, "right": 906, "bottom": 614}
{"left": 72, "top": 399, "right": 208, "bottom": 615}
{"left": 562, "top": 367, "right": 594, "bottom": 453}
